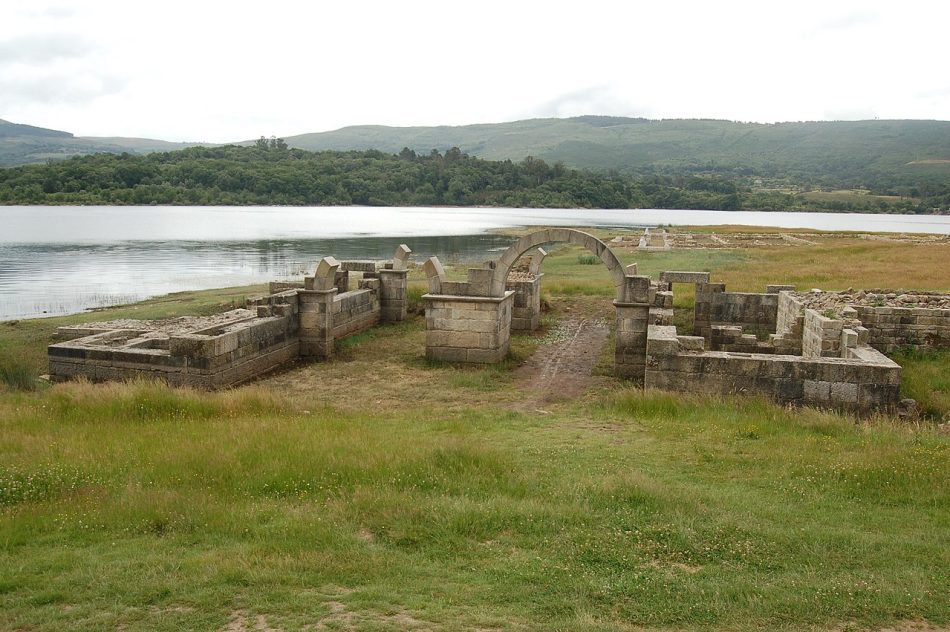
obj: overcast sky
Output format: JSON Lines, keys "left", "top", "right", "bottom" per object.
{"left": 2, "top": 1, "right": 948, "bottom": 142}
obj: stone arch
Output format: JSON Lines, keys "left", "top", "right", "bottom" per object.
{"left": 490, "top": 228, "right": 627, "bottom": 299}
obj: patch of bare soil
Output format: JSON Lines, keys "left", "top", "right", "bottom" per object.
{"left": 836, "top": 622, "right": 950, "bottom": 632}
{"left": 222, "top": 610, "right": 280, "bottom": 632}
{"left": 512, "top": 314, "right": 611, "bottom": 410}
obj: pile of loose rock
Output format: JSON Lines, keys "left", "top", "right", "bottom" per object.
{"left": 507, "top": 270, "right": 536, "bottom": 283}
{"left": 797, "top": 289, "right": 950, "bottom": 317}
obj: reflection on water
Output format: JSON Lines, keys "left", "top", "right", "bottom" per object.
{"left": 0, "top": 235, "right": 517, "bottom": 320}
{"left": 2, "top": 205, "right": 949, "bottom": 320}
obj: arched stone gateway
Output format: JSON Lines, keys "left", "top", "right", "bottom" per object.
{"left": 422, "top": 229, "right": 652, "bottom": 383}
{"left": 489, "top": 228, "right": 629, "bottom": 300}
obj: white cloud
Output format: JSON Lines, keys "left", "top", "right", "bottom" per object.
{"left": 0, "top": 0, "right": 948, "bottom": 141}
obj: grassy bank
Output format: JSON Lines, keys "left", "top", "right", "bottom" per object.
{"left": 1, "top": 229, "right": 949, "bottom": 630}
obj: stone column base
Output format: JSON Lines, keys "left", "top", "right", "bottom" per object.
{"left": 507, "top": 274, "right": 543, "bottom": 331}
{"left": 379, "top": 269, "right": 409, "bottom": 323}
{"left": 298, "top": 289, "right": 337, "bottom": 359}
{"left": 424, "top": 292, "right": 514, "bottom": 363}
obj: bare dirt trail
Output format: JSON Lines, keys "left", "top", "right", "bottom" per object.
{"left": 511, "top": 298, "right": 612, "bottom": 410}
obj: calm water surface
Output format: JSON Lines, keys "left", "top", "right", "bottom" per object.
{"left": 2, "top": 206, "right": 949, "bottom": 320}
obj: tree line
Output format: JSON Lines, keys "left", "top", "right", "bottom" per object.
{"left": 0, "top": 144, "right": 942, "bottom": 213}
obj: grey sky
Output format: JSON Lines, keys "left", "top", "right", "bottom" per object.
{"left": 1, "top": 0, "right": 947, "bottom": 142}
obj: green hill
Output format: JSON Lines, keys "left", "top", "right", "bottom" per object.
{"left": 2, "top": 116, "right": 948, "bottom": 201}
{"left": 0, "top": 119, "right": 199, "bottom": 167}
{"left": 282, "top": 117, "right": 950, "bottom": 188}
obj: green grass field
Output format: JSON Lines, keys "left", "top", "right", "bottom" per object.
{"left": 1, "top": 233, "right": 949, "bottom": 631}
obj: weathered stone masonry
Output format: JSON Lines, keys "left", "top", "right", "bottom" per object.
{"left": 49, "top": 246, "right": 413, "bottom": 388}
{"left": 642, "top": 281, "right": 950, "bottom": 413}
{"left": 422, "top": 229, "right": 651, "bottom": 385}
{"left": 47, "top": 229, "right": 949, "bottom": 416}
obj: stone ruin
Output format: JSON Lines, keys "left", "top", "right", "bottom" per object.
{"left": 421, "top": 228, "right": 651, "bottom": 378}
{"left": 48, "top": 229, "right": 950, "bottom": 415}
{"left": 48, "top": 246, "right": 413, "bottom": 388}
{"left": 418, "top": 229, "right": 948, "bottom": 415}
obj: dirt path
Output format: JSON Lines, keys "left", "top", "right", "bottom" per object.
{"left": 512, "top": 314, "right": 611, "bottom": 410}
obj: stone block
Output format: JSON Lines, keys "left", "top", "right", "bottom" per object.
{"left": 841, "top": 328, "right": 858, "bottom": 349}
{"left": 803, "top": 379, "right": 831, "bottom": 402}
{"left": 775, "top": 379, "right": 804, "bottom": 401}
{"left": 169, "top": 335, "right": 215, "bottom": 359}
{"left": 392, "top": 244, "right": 412, "bottom": 270}
{"left": 660, "top": 271, "right": 711, "bottom": 284}
{"left": 466, "top": 267, "right": 494, "bottom": 297}
{"left": 423, "top": 257, "right": 446, "bottom": 294}
{"left": 340, "top": 260, "right": 376, "bottom": 273}
{"left": 647, "top": 337, "right": 680, "bottom": 356}
{"left": 618, "top": 318, "right": 648, "bottom": 334}
{"left": 829, "top": 381, "right": 859, "bottom": 403}
{"left": 621, "top": 276, "right": 652, "bottom": 303}
{"left": 426, "top": 346, "right": 469, "bottom": 363}
{"left": 466, "top": 348, "right": 506, "bottom": 363}
{"left": 427, "top": 330, "right": 480, "bottom": 348}
{"left": 441, "top": 281, "right": 468, "bottom": 296}
{"left": 677, "top": 336, "right": 705, "bottom": 351}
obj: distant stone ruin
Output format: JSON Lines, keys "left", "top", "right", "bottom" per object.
{"left": 48, "top": 230, "right": 950, "bottom": 415}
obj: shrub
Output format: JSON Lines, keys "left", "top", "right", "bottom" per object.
{"left": 0, "top": 357, "right": 37, "bottom": 391}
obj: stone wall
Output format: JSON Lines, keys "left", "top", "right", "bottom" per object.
{"left": 331, "top": 288, "right": 380, "bottom": 339}
{"left": 49, "top": 251, "right": 410, "bottom": 388}
{"left": 297, "top": 289, "right": 335, "bottom": 359}
{"left": 424, "top": 292, "right": 514, "bottom": 363}
{"left": 710, "top": 325, "right": 771, "bottom": 353}
{"left": 379, "top": 269, "right": 409, "bottom": 323}
{"left": 49, "top": 310, "right": 299, "bottom": 389}
{"left": 775, "top": 292, "right": 804, "bottom": 337}
{"left": 646, "top": 325, "right": 901, "bottom": 413}
{"left": 802, "top": 309, "right": 843, "bottom": 358}
{"left": 694, "top": 282, "right": 780, "bottom": 339}
{"left": 855, "top": 305, "right": 950, "bottom": 352}
{"left": 614, "top": 276, "right": 652, "bottom": 384}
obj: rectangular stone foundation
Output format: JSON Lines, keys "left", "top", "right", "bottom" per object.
{"left": 423, "top": 292, "right": 514, "bottom": 363}
{"left": 48, "top": 261, "right": 409, "bottom": 389}
{"left": 646, "top": 324, "right": 902, "bottom": 413}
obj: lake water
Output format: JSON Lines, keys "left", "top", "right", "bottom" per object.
{"left": 2, "top": 205, "right": 949, "bottom": 320}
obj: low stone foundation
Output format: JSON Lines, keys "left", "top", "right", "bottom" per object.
{"left": 49, "top": 247, "right": 413, "bottom": 388}
{"left": 49, "top": 307, "right": 300, "bottom": 389}
{"left": 646, "top": 325, "right": 901, "bottom": 413}
{"left": 796, "top": 290, "right": 950, "bottom": 352}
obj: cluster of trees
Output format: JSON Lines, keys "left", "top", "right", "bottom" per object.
{"left": 0, "top": 144, "right": 942, "bottom": 213}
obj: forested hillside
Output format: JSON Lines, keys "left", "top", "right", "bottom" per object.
{"left": 0, "top": 143, "right": 943, "bottom": 212}
{"left": 0, "top": 119, "right": 197, "bottom": 167}
{"left": 282, "top": 117, "right": 950, "bottom": 194}
{"left": 2, "top": 117, "right": 948, "bottom": 211}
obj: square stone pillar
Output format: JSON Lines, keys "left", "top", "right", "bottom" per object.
{"left": 614, "top": 275, "right": 652, "bottom": 385}
{"left": 379, "top": 269, "right": 409, "bottom": 323}
{"left": 507, "top": 274, "right": 543, "bottom": 331}
{"left": 694, "top": 282, "right": 725, "bottom": 340}
{"left": 298, "top": 289, "right": 337, "bottom": 359}
{"left": 424, "top": 292, "right": 514, "bottom": 363}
